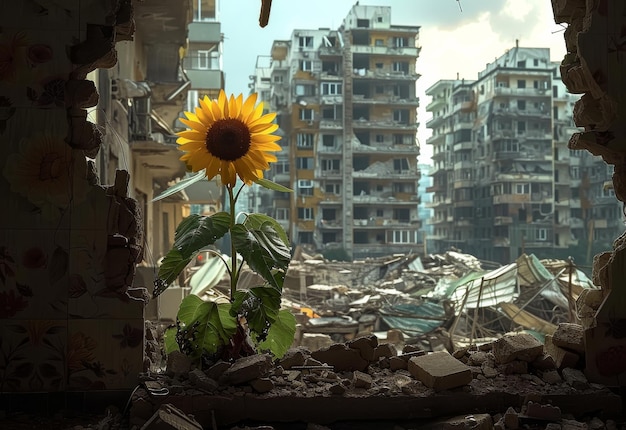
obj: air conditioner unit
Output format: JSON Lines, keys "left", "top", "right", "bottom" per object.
{"left": 303, "top": 52, "right": 309, "bottom": 58}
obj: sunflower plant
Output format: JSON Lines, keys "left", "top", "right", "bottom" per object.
{"left": 153, "top": 90, "right": 296, "bottom": 366}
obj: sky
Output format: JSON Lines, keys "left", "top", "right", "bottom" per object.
{"left": 219, "top": 0, "right": 568, "bottom": 164}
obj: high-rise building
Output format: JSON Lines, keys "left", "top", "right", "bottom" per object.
{"left": 425, "top": 44, "right": 623, "bottom": 265}
{"left": 251, "top": 4, "right": 421, "bottom": 260}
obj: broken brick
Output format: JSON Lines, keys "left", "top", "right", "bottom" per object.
{"left": 407, "top": 351, "right": 472, "bottom": 391}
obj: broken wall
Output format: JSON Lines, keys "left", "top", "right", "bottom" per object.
{"left": 0, "top": 0, "right": 144, "bottom": 392}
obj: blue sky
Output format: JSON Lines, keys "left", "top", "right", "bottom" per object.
{"left": 219, "top": 0, "right": 567, "bottom": 162}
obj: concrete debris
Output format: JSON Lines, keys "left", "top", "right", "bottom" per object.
{"left": 492, "top": 333, "right": 544, "bottom": 364}
{"left": 133, "top": 330, "right": 623, "bottom": 428}
{"left": 552, "top": 322, "right": 586, "bottom": 354}
{"left": 220, "top": 353, "right": 273, "bottom": 385}
{"left": 407, "top": 350, "right": 473, "bottom": 391}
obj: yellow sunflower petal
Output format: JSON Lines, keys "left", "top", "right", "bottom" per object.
{"left": 205, "top": 154, "right": 220, "bottom": 180}
{"left": 199, "top": 96, "right": 216, "bottom": 122}
{"left": 229, "top": 94, "right": 242, "bottom": 119}
{"left": 250, "top": 142, "right": 282, "bottom": 152}
{"left": 218, "top": 90, "right": 228, "bottom": 118}
{"left": 179, "top": 117, "right": 205, "bottom": 132}
{"left": 248, "top": 112, "right": 277, "bottom": 128}
{"left": 195, "top": 105, "right": 212, "bottom": 127}
{"left": 210, "top": 98, "right": 224, "bottom": 122}
{"left": 251, "top": 133, "right": 281, "bottom": 143}
{"left": 241, "top": 93, "right": 258, "bottom": 120}
{"left": 234, "top": 158, "right": 259, "bottom": 184}
{"left": 177, "top": 141, "right": 205, "bottom": 151}
{"left": 176, "top": 129, "right": 206, "bottom": 141}
{"left": 246, "top": 102, "right": 265, "bottom": 123}
{"left": 249, "top": 122, "right": 278, "bottom": 134}
{"left": 244, "top": 151, "right": 270, "bottom": 170}
{"left": 221, "top": 161, "right": 236, "bottom": 187}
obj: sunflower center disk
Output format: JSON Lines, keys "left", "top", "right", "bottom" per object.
{"left": 205, "top": 118, "right": 251, "bottom": 161}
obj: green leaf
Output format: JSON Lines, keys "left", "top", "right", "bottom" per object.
{"left": 232, "top": 286, "right": 281, "bottom": 336}
{"left": 258, "top": 309, "right": 296, "bottom": 358}
{"left": 255, "top": 178, "right": 293, "bottom": 193}
{"left": 231, "top": 220, "right": 291, "bottom": 290}
{"left": 152, "top": 171, "right": 206, "bottom": 202}
{"left": 176, "top": 295, "right": 237, "bottom": 361}
{"left": 244, "top": 213, "right": 290, "bottom": 248}
{"left": 155, "top": 212, "right": 230, "bottom": 296}
{"left": 163, "top": 326, "right": 179, "bottom": 354}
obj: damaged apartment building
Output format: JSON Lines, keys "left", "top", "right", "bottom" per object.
{"left": 425, "top": 44, "right": 623, "bottom": 265}
{"left": 249, "top": 4, "right": 422, "bottom": 260}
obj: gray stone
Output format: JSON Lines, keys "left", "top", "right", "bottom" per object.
{"left": 562, "top": 367, "right": 590, "bottom": 390}
{"left": 311, "top": 343, "right": 369, "bottom": 372}
{"left": 493, "top": 333, "right": 543, "bottom": 364}
{"left": 353, "top": 370, "right": 373, "bottom": 389}
{"left": 221, "top": 354, "right": 273, "bottom": 385}
{"left": 250, "top": 377, "right": 274, "bottom": 393}
{"left": 187, "top": 368, "right": 218, "bottom": 392}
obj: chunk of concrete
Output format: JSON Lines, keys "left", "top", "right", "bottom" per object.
{"left": 373, "top": 343, "right": 397, "bottom": 360}
{"left": 552, "top": 323, "right": 585, "bottom": 354}
{"left": 492, "top": 333, "right": 543, "bottom": 364}
{"left": 544, "top": 335, "right": 580, "bottom": 369}
{"left": 348, "top": 334, "right": 378, "bottom": 362}
{"left": 407, "top": 351, "right": 472, "bottom": 391}
{"left": 220, "top": 354, "right": 273, "bottom": 385}
{"left": 524, "top": 401, "right": 561, "bottom": 421}
{"left": 279, "top": 348, "right": 308, "bottom": 369}
{"left": 353, "top": 370, "right": 373, "bottom": 389}
{"left": 187, "top": 368, "right": 218, "bottom": 392}
{"left": 562, "top": 367, "right": 590, "bottom": 390}
{"left": 311, "top": 343, "right": 369, "bottom": 372}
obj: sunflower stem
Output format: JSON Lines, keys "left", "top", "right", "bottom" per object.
{"left": 227, "top": 185, "right": 238, "bottom": 302}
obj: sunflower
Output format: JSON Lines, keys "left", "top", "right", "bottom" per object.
{"left": 176, "top": 90, "right": 281, "bottom": 187}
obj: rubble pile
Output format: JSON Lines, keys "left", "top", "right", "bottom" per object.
{"left": 277, "top": 250, "right": 598, "bottom": 352}
{"left": 131, "top": 329, "right": 622, "bottom": 429}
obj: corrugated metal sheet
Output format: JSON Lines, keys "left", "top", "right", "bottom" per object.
{"left": 449, "top": 263, "right": 519, "bottom": 310}
{"left": 380, "top": 301, "right": 447, "bottom": 336}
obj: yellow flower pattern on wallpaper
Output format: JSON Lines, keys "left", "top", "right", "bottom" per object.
{"left": 3, "top": 133, "right": 89, "bottom": 218}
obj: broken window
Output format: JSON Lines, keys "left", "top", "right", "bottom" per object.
{"left": 296, "top": 133, "right": 314, "bottom": 148}
{"left": 322, "top": 208, "right": 336, "bottom": 220}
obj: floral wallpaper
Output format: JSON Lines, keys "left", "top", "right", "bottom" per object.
{"left": 0, "top": 1, "right": 143, "bottom": 393}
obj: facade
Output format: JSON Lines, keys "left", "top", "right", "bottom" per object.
{"left": 425, "top": 44, "right": 624, "bottom": 265}
{"left": 251, "top": 4, "right": 422, "bottom": 260}
{"left": 94, "top": 0, "right": 225, "bottom": 269}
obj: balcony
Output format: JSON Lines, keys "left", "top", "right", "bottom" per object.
{"left": 188, "top": 22, "right": 221, "bottom": 44}
{"left": 351, "top": 45, "right": 420, "bottom": 57}
{"left": 494, "top": 216, "right": 513, "bottom": 225}
{"left": 185, "top": 68, "right": 224, "bottom": 91}
{"left": 352, "top": 94, "right": 420, "bottom": 107}
{"left": 352, "top": 69, "right": 420, "bottom": 81}
{"left": 426, "top": 115, "right": 445, "bottom": 129}
{"left": 493, "top": 194, "right": 531, "bottom": 204}
{"left": 134, "top": 0, "right": 192, "bottom": 83}
{"left": 352, "top": 142, "right": 419, "bottom": 155}
{"left": 319, "top": 119, "right": 343, "bottom": 129}
{"left": 352, "top": 118, "right": 417, "bottom": 131}
{"left": 494, "top": 87, "right": 550, "bottom": 97}
{"left": 319, "top": 47, "right": 343, "bottom": 57}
